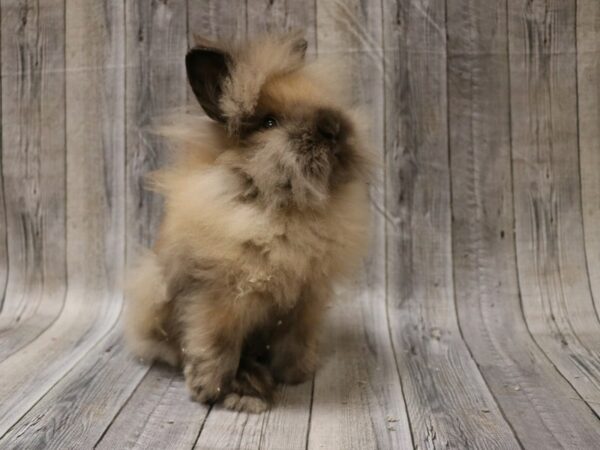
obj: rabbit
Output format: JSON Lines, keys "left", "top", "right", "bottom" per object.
{"left": 124, "top": 31, "right": 372, "bottom": 413}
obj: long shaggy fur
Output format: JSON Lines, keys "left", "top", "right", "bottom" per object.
{"left": 124, "top": 31, "right": 372, "bottom": 413}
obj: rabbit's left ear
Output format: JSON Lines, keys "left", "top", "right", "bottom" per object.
{"left": 186, "top": 43, "right": 231, "bottom": 122}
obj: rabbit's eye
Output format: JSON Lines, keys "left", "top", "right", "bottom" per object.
{"left": 262, "top": 115, "right": 278, "bottom": 129}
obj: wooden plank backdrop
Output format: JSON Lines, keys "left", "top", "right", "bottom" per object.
{"left": 0, "top": 0, "right": 599, "bottom": 448}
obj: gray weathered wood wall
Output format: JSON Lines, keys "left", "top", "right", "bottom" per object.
{"left": 0, "top": 0, "right": 599, "bottom": 448}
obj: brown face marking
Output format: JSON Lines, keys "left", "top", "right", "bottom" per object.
{"left": 314, "top": 107, "right": 349, "bottom": 144}
{"left": 227, "top": 71, "right": 366, "bottom": 210}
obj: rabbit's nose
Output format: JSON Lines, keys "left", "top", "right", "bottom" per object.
{"left": 316, "top": 108, "right": 343, "bottom": 142}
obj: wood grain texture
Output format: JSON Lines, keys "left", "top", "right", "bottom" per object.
{"left": 247, "top": 0, "right": 317, "bottom": 56}
{"left": 578, "top": 1, "right": 600, "bottom": 318}
{"left": 0, "top": 330, "right": 147, "bottom": 449}
{"left": 0, "top": 0, "right": 67, "bottom": 361}
{"left": 1, "top": 1, "right": 600, "bottom": 448}
{"left": 448, "top": 0, "right": 600, "bottom": 447}
{"left": 187, "top": 0, "right": 246, "bottom": 43}
{"left": 383, "top": 0, "right": 520, "bottom": 448}
{"left": 125, "top": 0, "right": 187, "bottom": 251}
{"left": 0, "top": 0, "right": 126, "bottom": 439}
{"left": 508, "top": 0, "right": 600, "bottom": 414}
{"left": 308, "top": 1, "right": 412, "bottom": 449}
{"left": 0, "top": 0, "right": 6, "bottom": 317}
{"left": 96, "top": 365, "right": 209, "bottom": 450}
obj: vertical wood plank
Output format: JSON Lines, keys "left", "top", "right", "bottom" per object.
{"left": 578, "top": 1, "right": 600, "bottom": 316}
{"left": 0, "top": 0, "right": 127, "bottom": 439}
{"left": 65, "top": 0, "right": 125, "bottom": 294}
{"left": 0, "top": 0, "right": 6, "bottom": 315}
{"left": 126, "top": 0, "right": 188, "bottom": 252}
{"left": 0, "top": 0, "right": 66, "bottom": 361}
{"left": 247, "top": 0, "right": 316, "bottom": 56}
{"left": 383, "top": 0, "right": 520, "bottom": 448}
{"left": 508, "top": 0, "right": 600, "bottom": 413}
{"left": 187, "top": 0, "right": 246, "bottom": 43}
{"left": 307, "top": 1, "right": 413, "bottom": 449}
{"left": 448, "top": 0, "right": 600, "bottom": 446}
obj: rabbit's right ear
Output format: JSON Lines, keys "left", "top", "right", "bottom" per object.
{"left": 186, "top": 43, "right": 231, "bottom": 122}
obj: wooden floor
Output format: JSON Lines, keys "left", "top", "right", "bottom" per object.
{"left": 1, "top": 0, "right": 600, "bottom": 448}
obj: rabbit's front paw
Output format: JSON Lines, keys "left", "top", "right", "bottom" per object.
{"left": 184, "top": 359, "right": 226, "bottom": 404}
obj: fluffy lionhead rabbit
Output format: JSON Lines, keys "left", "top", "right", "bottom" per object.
{"left": 124, "top": 31, "right": 372, "bottom": 413}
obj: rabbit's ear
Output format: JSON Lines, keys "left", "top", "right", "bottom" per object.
{"left": 186, "top": 43, "right": 231, "bottom": 122}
